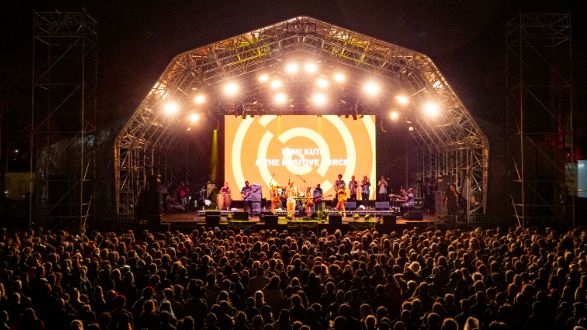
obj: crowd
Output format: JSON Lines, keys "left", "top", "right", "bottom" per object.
{"left": 0, "top": 224, "right": 585, "bottom": 330}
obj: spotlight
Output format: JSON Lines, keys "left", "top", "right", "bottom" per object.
{"left": 274, "top": 92, "right": 287, "bottom": 105}
{"left": 224, "top": 82, "right": 239, "bottom": 96}
{"left": 395, "top": 95, "right": 409, "bottom": 106}
{"left": 163, "top": 102, "right": 179, "bottom": 115}
{"left": 344, "top": 114, "right": 349, "bottom": 118}
{"left": 312, "top": 93, "right": 327, "bottom": 107}
{"left": 363, "top": 81, "right": 380, "bottom": 96}
{"left": 423, "top": 102, "right": 440, "bottom": 117}
{"left": 304, "top": 62, "right": 318, "bottom": 74}
{"left": 258, "top": 74, "right": 269, "bottom": 83}
{"left": 316, "top": 78, "right": 329, "bottom": 89}
{"left": 408, "top": 126, "right": 414, "bottom": 131}
{"left": 194, "top": 94, "right": 206, "bottom": 105}
{"left": 333, "top": 72, "right": 346, "bottom": 83}
{"left": 285, "top": 62, "right": 299, "bottom": 74}
{"left": 188, "top": 113, "right": 200, "bottom": 123}
{"left": 352, "top": 114, "right": 357, "bottom": 120}
{"left": 270, "top": 79, "right": 283, "bottom": 90}
{"left": 389, "top": 111, "right": 399, "bottom": 121}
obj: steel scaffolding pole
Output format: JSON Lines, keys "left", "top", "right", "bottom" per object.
{"left": 506, "top": 14, "right": 574, "bottom": 227}
{"left": 30, "top": 10, "right": 98, "bottom": 229}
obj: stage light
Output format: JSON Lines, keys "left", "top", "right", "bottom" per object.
{"left": 316, "top": 78, "right": 329, "bottom": 89}
{"left": 270, "top": 79, "right": 283, "bottom": 90}
{"left": 363, "top": 81, "right": 380, "bottom": 96}
{"left": 423, "top": 102, "right": 440, "bottom": 117}
{"left": 274, "top": 92, "right": 287, "bottom": 105}
{"left": 333, "top": 72, "right": 346, "bottom": 83}
{"left": 224, "top": 82, "right": 239, "bottom": 96}
{"left": 194, "top": 94, "right": 206, "bottom": 105}
{"left": 188, "top": 113, "right": 200, "bottom": 124}
{"left": 389, "top": 111, "right": 399, "bottom": 121}
{"left": 395, "top": 95, "right": 409, "bottom": 106}
{"left": 408, "top": 126, "right": 414, "bottom": 131}
{"left": 312, "top": 93, "right": 327, "bottom": 107}
{"left": 258, "top": 73, "right": 269, "bottom": 83}
{"left": 304, "top": 62, "right": 318, "bottom": 74}
{"left": 163, "top": 102, "right": 179, "bottom": 115}
{"left": 285, "top": 62, "right": 299, "bottom": 74}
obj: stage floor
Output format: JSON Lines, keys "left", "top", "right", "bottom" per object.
{"left": 160, "top": 209, "right": 438, "bottom": 229}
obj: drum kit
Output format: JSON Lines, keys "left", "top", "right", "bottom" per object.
{"left": 389, "top": 193, "right": 403, "bottom": 215}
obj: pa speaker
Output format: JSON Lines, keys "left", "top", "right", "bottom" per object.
{"left": 382, "top": 215, "right": 396, "bottom": 225}
{"left": 375, "top": 201, "right": 390, "bottom": 210}
{"left": 404, "top": 210, "right": 423, "bottom": 220}
{"left": 205, "top": 215, "right": 221, "bottom": 227}
{"left": 328, "top": 214, "right": 342, "bottom": 229}
{"left": 233, "top": 211, "right": 249, "bottom": 220}
{"left": 344, "top": 201, "right": 357, "bottom": 210}
{"left": 263, "top": 214, "right": 278, "bottom": 227}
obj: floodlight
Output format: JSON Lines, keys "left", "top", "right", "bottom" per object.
{"left": 270, "top": 79, "right": 283, "bottom": 90}
{"left": 316, "top": 78, "right": 329, "bottom": 89}
{"left": 408, "top": 126, "right": 414, "bottom": 131}
{"left": 163, "top": 102, "right": 179, "bottom": 115}
{"left": 194, "top": 94, "right": 206, "bottom": 105}
{"left": 285, "top": 62, "right": 299, "bottom": 74}
{"left": 333, "top": 72, "right": 346, "bottom": 83}
{"left": 395, "top": 95, "right": 409, "bottom": 106}
{"left": 389, "top": 111, "right": 399, "bottom": 121}
{"left": 274, "top": 92, "right": 287, "bottom": 105}
{"left": 258, "top": 74, "right": 269, "bottom": 83}
{"left": 304, "top": 62, "right": 318, "bottom": 74}
{"left": 363, "top": 81, "right": 380, "bottom": 96}
{"left": 423, "top": 102, "right": 440, "bottom": 117}
{"left": 312, "top": 93, "right": 327, "bottom": 106}
{"left": 224, "top": 82, "right": 239, "bottom": 96}
{"left": 188, "top": 113, "right": 200, "bottom": 123}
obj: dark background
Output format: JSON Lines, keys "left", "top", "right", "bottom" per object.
{"left": 0, "top": 1, "right": 585, "bottom": 220}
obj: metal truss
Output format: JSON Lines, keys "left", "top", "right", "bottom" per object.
{"left": 30, "top": 10, "right": 98, "bottom": 229}
{"left": 506, "top": 14, "right": 574, "bottom": 227}
{"left": 114, "top": 16, "right": 489, "bottom": 223}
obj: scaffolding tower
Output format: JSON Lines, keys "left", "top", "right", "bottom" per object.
{"left": 30, "top": 10, "right": 98, "bottom": 229}
{"left": 506, "top": 14, "right": 575, "bottom": 227}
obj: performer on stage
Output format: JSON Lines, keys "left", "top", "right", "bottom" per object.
{"left": 399, "top": 187, "right": 415, "bottom": 214}
{"left": 444, "top": 183, "right": 464, "bottom": 225}
{"left": 241, "top": 181, "right": 253, "bottom": 213}
{"left": 377, "top": 176, "right": 389, "bottom": 201}
{"left": 219, "top": 182, "right": 232, "bottom": 210}
{"left": 333, "top": 174, "right": 346, "bottom": 207}
{"left": 313, "top": 183, "right": 323, "bottom": 211}
{"left": 269, "top": 185, "right": 280, "bottom": 213}
{"left": 348, "top": 175, "right": 358, "bottom": 201}
{"left": 335, "top": 187, "right": 347, "bottom": 217}
{"left": 360, "top": 175, "right": 371, "bottom": 204}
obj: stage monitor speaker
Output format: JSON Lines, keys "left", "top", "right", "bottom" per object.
{"left": 233, "top": 211, "right": 249, "bottom": 220}
{"left": 404, "top": 210, "right": 423, "bottom": 220}
{"left": 205, "top": 215, "right": 220, "bottom": 227}
{"left": 375, "top": 201, "right": 390, "bottom": 210}
{"left": 382, "top": 215, "right": 396, "bottom": 225}
{"left": 206, "top": 210, "right": 221, "bottom": 216}
{"left": 263, "top": 214, "right": 278, "bottom": 227}
{"left": 344, "top": 201, "right": 357, "bottom": 210}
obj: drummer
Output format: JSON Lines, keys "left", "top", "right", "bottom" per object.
{"left": 219, "top": 181, "right": 232, "bottom": 210}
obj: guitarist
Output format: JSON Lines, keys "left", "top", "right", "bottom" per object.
{"left": 312, "top": 184, "right": 323, "bottom": 211}
{"left": 241, "top": 181, "right": 253, "bottom": 213}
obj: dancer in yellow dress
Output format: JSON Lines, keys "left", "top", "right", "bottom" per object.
{"left": 335, "top": 188, "right": 347, "bottom": 217}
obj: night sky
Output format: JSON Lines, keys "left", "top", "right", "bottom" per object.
{"left": 1, "top": 0, "right": 585, "bottom": 161}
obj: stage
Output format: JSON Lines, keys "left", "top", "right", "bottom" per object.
{"left": 157, "top": 208, "right": 443, "bottom": 232}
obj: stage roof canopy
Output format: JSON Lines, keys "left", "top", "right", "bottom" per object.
{"left": 114, "top": 16, "right": 489, "bottom": 222}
